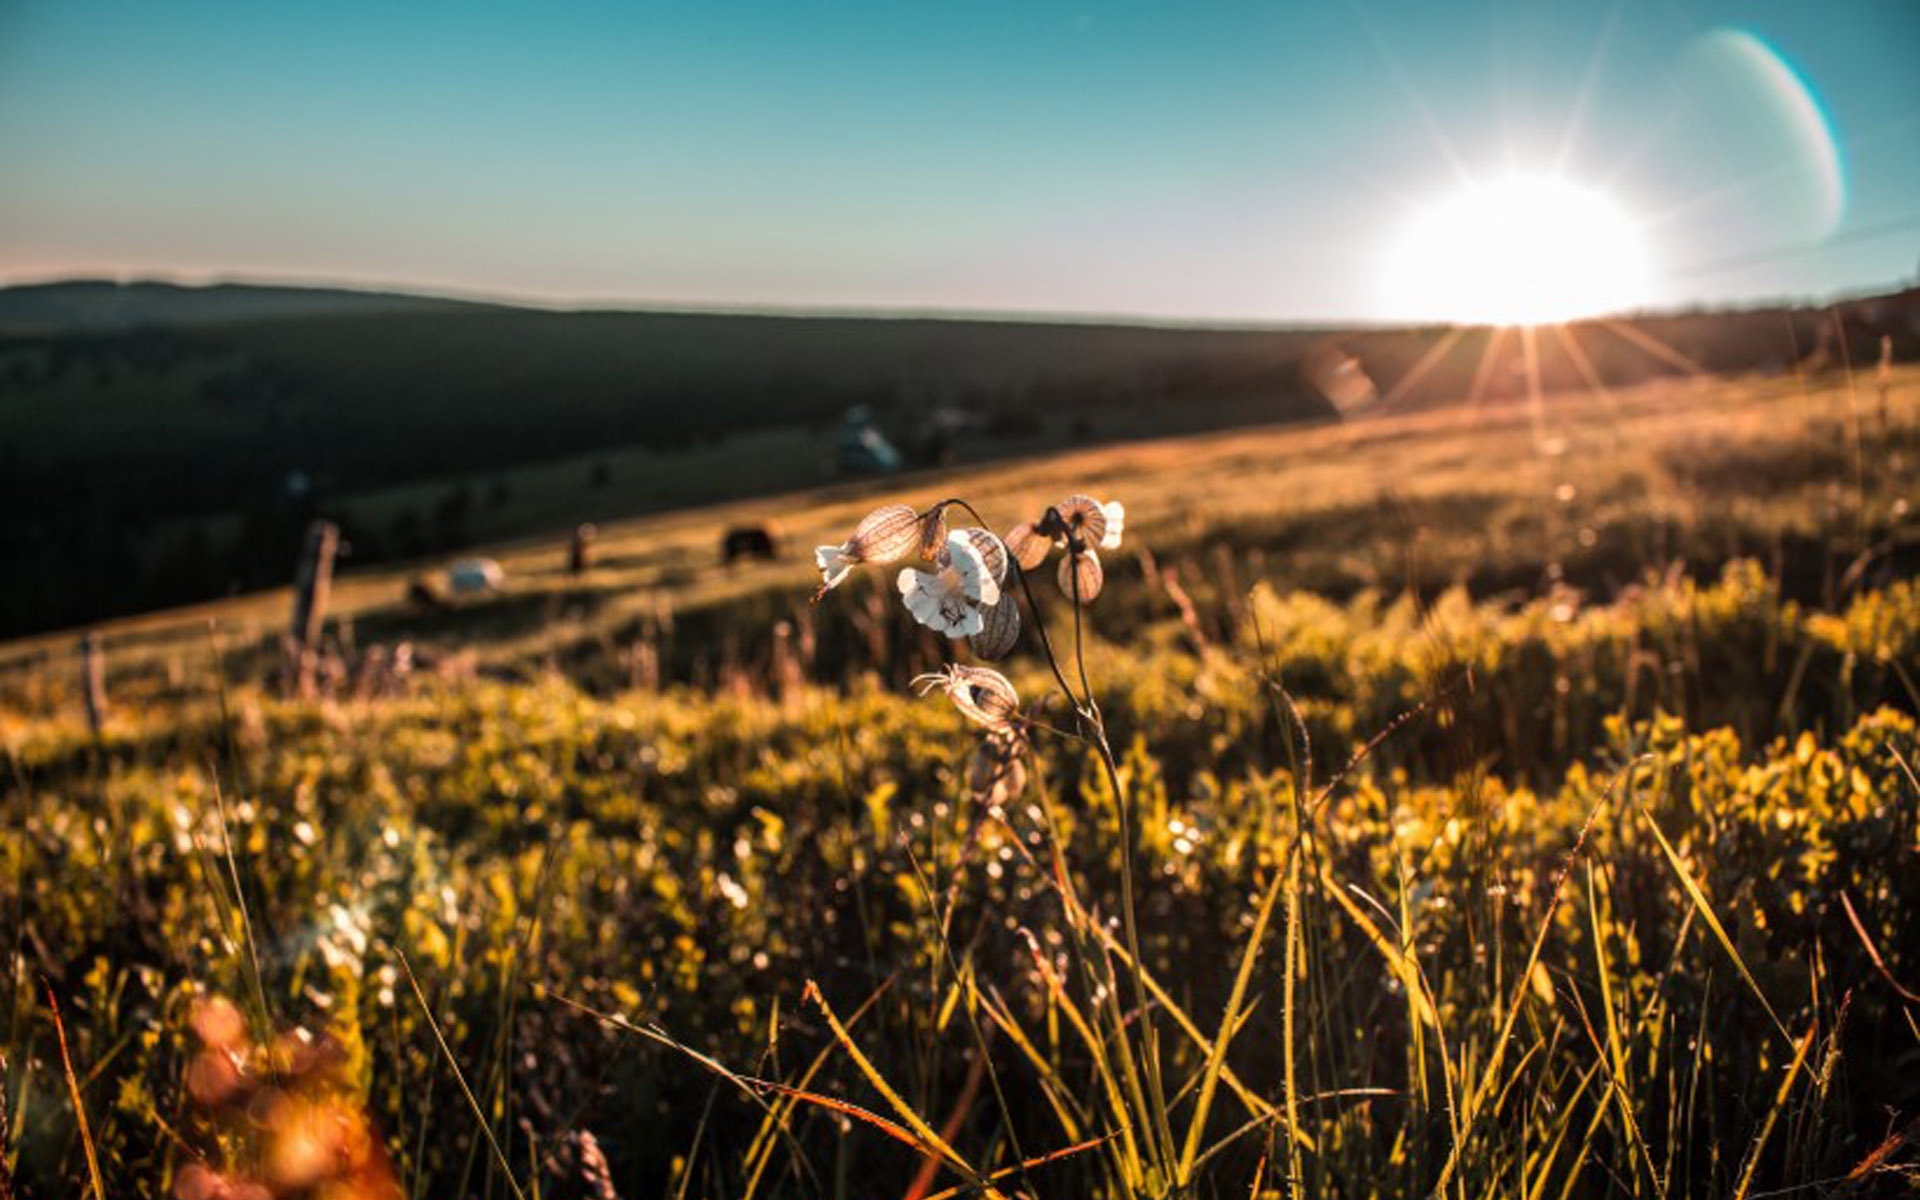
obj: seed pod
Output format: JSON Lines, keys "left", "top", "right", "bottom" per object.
{"left": 1005, "top": 522, "right": 1052, "bottom": 570}
{"left": 848, "top": 504, "right": 922, "bottom": 564}
{"left": 916, "top": 506, "right": 949, "bottom": 562}
{"left": 968, "top": 729, "right": 1029, "bottom": 810}
{"left": 970, "top": 589, "right": 1022, "bottom": 659}
{"left": 1057, "top": 494, "right": 1109, "bottom": 548}
{"left": 913, "top": 664, "right": 1021, "bottom": 730}
{"left": 1059, "top": 547, "right": 1104, "bottom": 604}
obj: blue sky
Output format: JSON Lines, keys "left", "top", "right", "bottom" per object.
{"left": 1, "top": 0, "right": 1915, "bottom": 322}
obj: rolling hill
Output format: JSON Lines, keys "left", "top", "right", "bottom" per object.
{"left": 1, "top": 278, "right": 1912, "bottom": 637}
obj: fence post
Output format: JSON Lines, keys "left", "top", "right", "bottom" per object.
{"left": 289, "top": 519, "right": 340, "bottom": 697}
{"left": 79, "top": 631, "right": 106, "bottom": 735}
{"left": 569, "top": 522, "right": 598, "bottom": 575}
{"left": 1878, "top": 335, "right": 1894, "bottom": 434}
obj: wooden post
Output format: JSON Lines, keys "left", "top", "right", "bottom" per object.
{"left": 569, "top": 522, "right": 597, "bottom": 575}
{"left": 79, "top": 631, "right": 106, "bottom": 735}
{"left": 1878, "top": 335, "right": 1894, "bottom": 434}
{"left": 289, "top": 519, "right": 340, "bottom": 697}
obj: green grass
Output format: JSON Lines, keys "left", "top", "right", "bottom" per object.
{"left": 1, "top": 364, "right": 1917, "bottom": 1198}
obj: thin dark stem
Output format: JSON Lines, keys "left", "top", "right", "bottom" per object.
{"left": 933, "top": 496, "right": 1172, "bottom": 1166}
{"left": 1069, "top": 541, "right": 1174, "bottom": 1171}
{"left": 1019, "top": 561, "right": 1088, "bottom": 722}
{"left": 1070, "top": 554, "right": 1096, "bottom": 715}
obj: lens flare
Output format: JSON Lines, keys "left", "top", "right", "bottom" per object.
{"left": 1379, "top": 174, "right": 1654, "bottom": 326}
{"left": 1674, "top": 29, "right": 1845, "bottom": 247}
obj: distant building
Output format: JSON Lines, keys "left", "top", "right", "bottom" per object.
{"left": 835, "top": 406, "right": 902, "bottom": 475}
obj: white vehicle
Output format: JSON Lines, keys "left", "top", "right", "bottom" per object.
{"left": 447, "top": 557, "right": 505, "bottom": 595}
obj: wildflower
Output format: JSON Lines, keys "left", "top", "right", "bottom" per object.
{"left": 1006, "top": 493, "right": 1123, "bottom": 604}
{"left": 913, "top": 663, "right": 1021, "bottom": 731}
{"left": 1008, "top": 494, "right": 1123, "bottom": 565}
{"left": 174, "top": 1164, "right": 272, "bottom": 1200}
{"left": 897, "top": 529, "right": 1006, "bottom": 638}
{"left": 177, "top": 995, "right": 401, "bottom": 1200}
{"left": 813, "top": 504, "right": 923, "bottom": 597}
{"left": 190, "top": 995, "right": 248, "bottom": 1053}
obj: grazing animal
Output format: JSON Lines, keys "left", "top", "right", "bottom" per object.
{"left": 405, "top": 577, "right": 450, "bottom": 611}
{"left": 721, "top": 525, "right": 779, "bottom": 565}
{"left": 447, "top": 557, "right": 505, "bottom": 595}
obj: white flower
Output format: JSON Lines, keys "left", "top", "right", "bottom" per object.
{"left": 897, "top": 530, "right": 1001, "bottom": 638}
{"left": 814, "top": 544, "right": 858, "bottom": 591}
{"left": 813, "top": 504, "right": 921, "bottom": 597}
{"left": 1098, "top": 500, "right": 1125, "bottom": 550}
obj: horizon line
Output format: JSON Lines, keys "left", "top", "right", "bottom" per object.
{"left": 0, "top": 267, "right": 1909, "bottom": 334}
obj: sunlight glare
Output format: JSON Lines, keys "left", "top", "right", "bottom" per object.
{"left": 1380, "top": 174, "right": 1654, "bottom": 326}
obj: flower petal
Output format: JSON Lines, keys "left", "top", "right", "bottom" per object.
{"left": 1098, "top": 500, "right": 1125, "bottom": 550}
{"left": 946, "top": 527, "right": 1009, "bottom": 588}
{"left": 941, "top": 531, "right": 999, "bottom": 606}
{"left": 945, "top": 606, "right": 985, "bottom": 638}
{"left": 898, "top": 565, "right": 983, "bottom": 636}
{"left": 814, "top": 544, "right": 855, "bottom": 590}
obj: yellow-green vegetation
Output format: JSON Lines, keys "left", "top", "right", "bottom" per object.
{"left": 2, "top": 366, "right": 1917, "bottom": 1198}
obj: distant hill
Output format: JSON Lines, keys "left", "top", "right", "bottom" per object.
{"left": 0, "top": 279, "right": 497, "bottom": 332}
{"left": 1, "top": 277, "right": 1914, "bottom": 637}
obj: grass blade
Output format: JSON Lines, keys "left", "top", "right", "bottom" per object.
{"left": 44, "top": 982, "right": 105, "bottom": 1200}
{"left": 1176, "top": 856, "right": 1288, "bottom": 1184}
{"left": 1730, "top": 1024, "right": 1815, "bottom": 1200}
{"left": 1640, "top": 807, "right": 1791, "bottom": 1045}
{"left": 802, "top": 980, "right": 1006, "bottom": 1199}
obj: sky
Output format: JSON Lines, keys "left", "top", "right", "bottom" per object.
{"left": 1, "top": 0, "right": 1916, "bottom": 324}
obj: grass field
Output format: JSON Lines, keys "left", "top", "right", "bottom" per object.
{"left": 7, "top": 281, "right": 1903, "bottom": 638}
{"left": 3, "top": 362, "right": 1918, "bottom": 1198}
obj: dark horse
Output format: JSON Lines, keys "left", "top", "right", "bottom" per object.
{"left": 721, "top": 525, "right": 779, "bottom": 565}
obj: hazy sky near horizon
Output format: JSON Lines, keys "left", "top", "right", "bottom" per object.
{"left": 1, "top": 0, "right": 1916, "bottom": 323}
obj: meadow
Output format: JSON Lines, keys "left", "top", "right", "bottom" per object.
{"left": 3, "top": 362, "right": 1918, "bottom": 1198}
{"left": 3, "top": 277, "right": 1890, "bottom": 637}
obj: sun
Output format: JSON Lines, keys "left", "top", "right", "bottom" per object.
{"left": 1379, "top": 174, "right": 1655, "bottom": 326}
